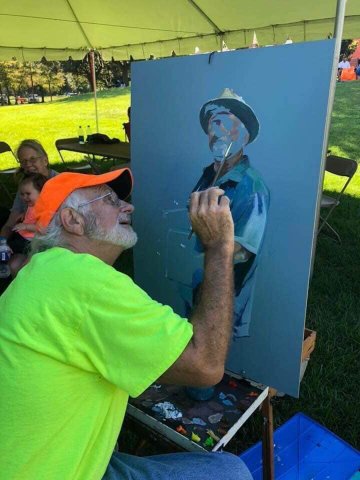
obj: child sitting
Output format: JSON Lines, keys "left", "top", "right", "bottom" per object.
{"left": 9, "top": 173, "right": 47, "bottom": 276}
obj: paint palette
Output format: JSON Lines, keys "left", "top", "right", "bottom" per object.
{"left": 127, "top": 374, "right": 268, "bottom": 452}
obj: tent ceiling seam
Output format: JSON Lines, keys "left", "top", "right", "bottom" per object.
{"left": 64, "top": 0, "right": 93, "bottom": 49}
{"left": 0, "top": 12, "right": 358, "bottom": 37}
{"left": 187, "top": 0, "right": 222, "bottom": 34}
{"left": 0, "top": 13, "right": 207, "bottom": 35}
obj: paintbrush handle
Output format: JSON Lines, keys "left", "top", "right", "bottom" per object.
{"left": 188, "top": 142, "right": 233, "bottom": 240}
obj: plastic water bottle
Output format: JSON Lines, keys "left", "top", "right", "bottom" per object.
{"left": 86, "top": 125, "right": 93, "bottom": 143}
{"left": 78, "top": 126, "right": 85, "bottom": 144}
{"left": 0, "top": 237, "right": 11, "bottom": 278}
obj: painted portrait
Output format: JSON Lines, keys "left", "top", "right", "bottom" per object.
{"left": 185, "top": 88, "right": 270, "bottom": 338}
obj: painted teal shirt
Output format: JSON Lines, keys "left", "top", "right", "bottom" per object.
{"left": 192, "top": 156, "right": 270, "bottom": 337}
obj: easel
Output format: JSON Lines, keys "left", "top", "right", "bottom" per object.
{"left": 261, "top": 389, "right": 276, "bottom": 480}
{"left": 260, "top": 328, "right": 316, "bottom": 479}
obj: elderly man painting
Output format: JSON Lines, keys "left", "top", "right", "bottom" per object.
{"left": 0, "top": 169, "right": 253, "bottom": 480}
{"left": 191, "top": 88, "right": 270, "bottom": 339}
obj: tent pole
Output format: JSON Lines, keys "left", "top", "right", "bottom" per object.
{"left": 310, "top": 0, "right": 347, "bottom": 277}
{"left": 334, "top": 0, "right": 347, "bottom": 40}
{"left": 89, "top": 50, "right": 99, "bottom": 133}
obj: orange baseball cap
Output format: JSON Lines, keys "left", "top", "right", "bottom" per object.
{"left": 34, "top": 168, "right": 133, "bottom": 229}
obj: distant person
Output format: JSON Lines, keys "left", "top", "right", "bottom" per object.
{"left": 340, "top": 66, "right": 356, "bottom": 82}
{"left": 338, "top": 55, "right": 350, "bottom": 69}
{"left": 8, "top": 173, "right": 47, "bottom": 276}
{"left": 123, "top": 106, "right": 131, "bottom": 142}
{"left": 337, "top": 55, "right": 351, "bottom": 82}
{"left": 0, "top": 139, "right": 58, "bottom": 253}
{"left": 356, "top": 59, "right": 360, "bottom": 79}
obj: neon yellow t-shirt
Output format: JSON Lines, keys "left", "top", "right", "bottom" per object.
{"left": 0, "top": 248, "right": 193, "bottom": 480}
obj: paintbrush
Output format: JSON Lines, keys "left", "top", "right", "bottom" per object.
{"left": 188, "top": 141, "right": 233, "bottom": 240}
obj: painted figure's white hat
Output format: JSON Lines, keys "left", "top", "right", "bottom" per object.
{"left": 199, "top": 88, "right": 260, "bottom": 144}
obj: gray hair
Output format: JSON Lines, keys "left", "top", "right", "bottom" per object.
{"left": 17, "top": 139, "right": 49, "bottom": 161}
{"left": 30, "top": 185, "right": 107, "bottom": 256}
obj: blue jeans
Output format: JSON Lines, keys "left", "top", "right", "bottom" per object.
{"left": 102, "top": 451, "right": 253, "bottom": 480}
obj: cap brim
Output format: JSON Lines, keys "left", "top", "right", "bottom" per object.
{"left": 34, "top": 168, "right": 133, "bottom": 230}
{"left": 106, "top": 168, "right": 132, "bottom": 200}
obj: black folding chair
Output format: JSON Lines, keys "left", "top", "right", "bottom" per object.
{"left": 55, "top": 138, "right": 98, "bottom": 173}
{"left": 0, "top": 141, "right": 19, "bottom": 202}
{"left": 318, "top": 154, "right": 358, "bottom": 243}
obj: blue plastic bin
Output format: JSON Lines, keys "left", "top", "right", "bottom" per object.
{"left": 240, "top": 412, "right": 360, "bottom": 479}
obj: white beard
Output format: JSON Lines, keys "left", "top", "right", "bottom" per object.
{"left": 90, "top": 221, "right": 138, "bottom": 250}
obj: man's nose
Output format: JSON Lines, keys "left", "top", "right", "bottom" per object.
{"left": 119, "top": 200, "right": 134, "bottom": 213}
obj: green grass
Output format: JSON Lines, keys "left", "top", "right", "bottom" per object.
{"left": 0, "top": 82, "right": 360, "bottom": 452}
{"left": 0, "top": 87, "right": 131, "bottom": 171}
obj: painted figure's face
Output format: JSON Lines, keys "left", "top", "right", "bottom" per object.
{"left": 20, "top": 183, "right": 39, "bottom": 207}
{"left": 207, "top": 108, "right": 249, "bottom": 165}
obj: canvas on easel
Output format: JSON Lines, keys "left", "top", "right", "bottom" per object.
{"left": 131, "top": 39, "right": 335, "bottom": 397}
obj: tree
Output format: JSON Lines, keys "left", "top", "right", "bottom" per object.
{"left": 1, "top": 61, "right": 27, "bottom": 101}
{"left": 38, "top": 58, "right": 65, "bottom": 101}
{"left": 79, "top": 51, "right": 108, "bottom": 91}
{"left": 340, "top": 39, "right": 357, "bottom": 58}
{"left": 64, "top": 71, "right": 89, "bottom": 93}
{"left": 23, "top": 61, "right": 42, "bottom": 98}
{"left": 76, "top": 51, "right": 121, "bottom": 90}
{"left": 0, "top": 62, "right": 12, "bottom": 104}
{"left": 62, "top": 57, "right": 89, "bottom": 93}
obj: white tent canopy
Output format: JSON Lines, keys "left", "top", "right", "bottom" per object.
{"left": 0, "top": 0, "right": 359, "bottom": 61}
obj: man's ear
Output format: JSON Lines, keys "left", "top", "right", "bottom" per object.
{"left": 60, "top": 208, "right": 86, "bottom": 236}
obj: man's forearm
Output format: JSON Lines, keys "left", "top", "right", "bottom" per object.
{"left": 190, "top": 244, "right": 234, "bottom": 373}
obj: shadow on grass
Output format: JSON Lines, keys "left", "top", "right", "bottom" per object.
{"left": 328, "top": 82, "right": 360, "bottom": 161}
{"left": 56, "top": 87, "right": 131, "bottom": 104}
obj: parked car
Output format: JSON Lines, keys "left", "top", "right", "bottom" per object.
{"left": 16, "top": 96, "right": 27, "bottom": 105}
{"left": 27, "top": 94, "right": 41, "bottom": 103}
{"left": 0, "top": 94, "right": 9, "bottom": 105}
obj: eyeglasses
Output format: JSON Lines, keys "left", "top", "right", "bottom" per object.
{"left": 18, "top": 155, "right": 44, "bottom": 165}
{"left": 78, "top": 192, "right": 123, "bottom": 209}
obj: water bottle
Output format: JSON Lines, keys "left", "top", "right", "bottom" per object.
{"left": 86, "top": 125, "right": 93, "bottom": 143}
{"left": 0, "top": 237, "right": 11, "bottom": 278}
{"left": 78, "top": 125, "right": 85, "bottom": 144}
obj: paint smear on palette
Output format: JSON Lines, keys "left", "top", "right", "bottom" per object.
{"left": 130, "top": 373, "right": 264, "bottom": 450}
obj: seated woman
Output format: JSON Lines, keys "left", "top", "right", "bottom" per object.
{"left": 0, "top": 139, "right": 58, "bottom": 254}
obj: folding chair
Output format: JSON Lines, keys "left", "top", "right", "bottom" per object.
{"left": 123, "top": 122, "right": 131, "bottom": 142}
{"left": 318, "top": 154, "right": 358, "bottom": 243}
{"left": 0, "top": 141, "right": 19, "bottom": 202}
{"left": 55, "top": 138, "right": 98, "bottom": 173}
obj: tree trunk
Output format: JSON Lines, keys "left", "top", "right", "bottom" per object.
{"left": 122, "top": 62, "right": 130, "bottom": 86}
{"left": 6, "top": 88, "right": 12, "bottom": 105}
{"left": 48, "top": 81, "right": 53, "bottom": 102}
